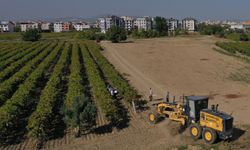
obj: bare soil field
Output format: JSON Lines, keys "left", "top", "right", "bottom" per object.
{"left": 99, "top": 36, "right": 250, "bottom": 149}
{"left": 101, "top": 36, "right": 250, "bottom": 125}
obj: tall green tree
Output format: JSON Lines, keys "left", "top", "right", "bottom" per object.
{"left": 106, "top": 26, "right": 127, "bottom": 43}
{"left": 154, "top": 16, "right": 168, "bottom": 36}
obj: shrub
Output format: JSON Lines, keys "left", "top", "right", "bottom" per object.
{"left": 79, "top": 30, "right": 106, "bottom": 41}
{"left": 131, "top": 29, "right": 160, "bottom": 39}
{"left": 22, "top": 29, "right": 41, "bottom": 42}
{"left": 240, "top": 33, "right": 249, "bottom": 41}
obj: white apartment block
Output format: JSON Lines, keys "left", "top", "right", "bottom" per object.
{"left": 41, "top": 22, "right": 53, "bottom": 32}
{"left": 134, "top": 17, "right": 152, "bottom": 31}
{"left": 0, "top": 21, "right": 14, "bottom": 32}
{"left": 121, "top": 16, "right": 134, "bottom": 31}
{"left": 20, "top": 22, "right": 40, "bottom": 32}
{"left": 230, "top": 24, "right": 245, "bottom": 30}
{"left": 53, "top": 22, "right": 63, "bottom": 32}
{"left": 99, "top": 16, "right": 124, "bottom": 33}
{"left": 182, "top": 18, "right": 197, "bottom": 32}
{"left": 166, "top": 18, "right": 179, "bottom": 31}
{"left": 73, "top": 22, "right": 90, "bottom": 31}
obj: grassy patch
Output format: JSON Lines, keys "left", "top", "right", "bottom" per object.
{"left": 177, "top": 145, "right": 187, "bottom": 150}
{"left": 229, "top": 66, "right": 250, "bottom": 84}
{"left": 0, "top": 33, "right": 21, "bottom": 41}
{"left": 225, "top": 33, "right": 250, "bottom": 41}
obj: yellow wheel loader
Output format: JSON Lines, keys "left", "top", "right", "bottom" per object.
{"left": 148, "top": 96, "right": 233, "bottom": 144}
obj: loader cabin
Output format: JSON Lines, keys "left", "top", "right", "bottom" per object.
{"left": 185, "top": 96, "right": 209, "bottom": 122}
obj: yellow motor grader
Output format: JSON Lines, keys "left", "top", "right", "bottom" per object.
{"left": 148, "top": 96, "right": 234, "bottom": 144}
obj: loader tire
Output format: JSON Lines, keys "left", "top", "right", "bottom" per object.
{"left": 190, "top": 124, "right": 202, "bottom": 139}
{"left": 148, "top": 112, "right": 158, "bottom": 124}
{"left": 202, "top": 128, "right": 217, "bottom": 144}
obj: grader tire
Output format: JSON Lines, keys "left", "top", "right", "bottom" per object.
{"left": 148, "top": 112, "right": 158, "bottom": 124}
{"left": 202, "top": 128, "right": 217, "bottom": 144}
{"left": 189, "top": 124, "right": 202, "bottom": 139}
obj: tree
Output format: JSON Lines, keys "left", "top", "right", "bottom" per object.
{"left": 197, "top": 23, "right": 227, "bottom": 36}
{"left": 240, "top": 33, "right": 249, "bottom": 41}
{"left": 22, "top": 28, "right": 41, "bottom": 41}
{"left": 154, "top": 16, "right": 168, "bottom": 36}
{"left": 63, "top": 96, "right": 97, "bottom": 137}
{"left": 106, "top": 26, "right": 127, "bottom": 43}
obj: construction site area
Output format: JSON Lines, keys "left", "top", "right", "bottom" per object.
{"left": 1, "top": 35, "right": 250, "bottom": 150}
{"left": 49, "top": 36, "right": 250, "bottom": 150}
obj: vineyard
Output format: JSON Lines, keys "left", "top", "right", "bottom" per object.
{"left": 216, "top": 42, "right": 250, "bottom": 57}
{"left": 0, "top": 39, "right": 139, "bottom": 149}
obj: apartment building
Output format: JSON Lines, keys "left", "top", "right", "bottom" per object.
{"left": 99, "top": 16, "right": 124, "bottom": 33}
{"left": 134, "top": 17, "right": 152, "bottom": 31}
{"left": 62, "top": 22, "right": 71, "bottom": 32}
{"left": 41, "top": 22, "right": 53, "bottom": 32}
{"left": 0, "top": 21, "right": 14, "bottom": 32}
{"left": 182, "top": 18, "right": 197, "bottom": 32}
{"left": 73, "top": 22, "right": 90, "bottom": 31}
{"left": 166, "top": 18, "right": 179, "bottom": 31}
{"left": 54, "top": 22, "right": 63, "bottom": 32}
{"left": 121, "top": 16, "right": 134, "bottom": 31}
{"left": 53, "top": 22, "right": 71, "bottom": 32}
{"left": 20, "top": 22, "right": 40, "bottom": 32}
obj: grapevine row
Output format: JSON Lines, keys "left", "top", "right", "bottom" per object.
{"left": 0, "top": 42, "right": 51, "bottom": 83}
{"left": 0, "top": 42, "right": 41, "bottom": 70}
{"left": 0, "top": 43, "right": 25, "bottom": 58}
{"left": 0, "top": 43, "right": 35, "bottom": 63}
{"left": 27, "top": 43, "right": 70, "bottom": 138}
{"left": 65, "top": 43, "right": 84, "bottom": 108}
{"left": 80, "top": 43, "right": 121, "bottom": 124}
{"left": 0, "top": 41, "right": 64, "bottom": 141}
{"left": 216, "top": 42, "right": 250, "bottom": 56}
{"left": 0, "top": 42, "right": 58, "bottom": 106}
{"left": 86, "top": 42, "right": 137, "bottom": 104}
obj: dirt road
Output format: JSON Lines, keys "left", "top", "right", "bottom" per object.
{"left": 101, "top": 36, "right": 250, "bottom": 125}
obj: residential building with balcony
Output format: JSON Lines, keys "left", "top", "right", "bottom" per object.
{"left": 121, "top": 16, "right": 134, "bottom": 31}
{"left": 166, "top": 18, "right": 179, "bottom": 31}
{"left": 0, "top": 21, "right": 14, "bottom": 32}
{"left": 98, "top": 16, "right": 125, "bottom": 33}
{"left": 41, "top": 22, "right": 53, "bottom": 32}
{"left": 134, "top": 17, "right": 152, "bottom": 31}
{"left": 20, "top": 22, "right": 40, "bottom": 32}
{"left": 73, "top": 22, "right": 90, "bottom": 31}
{"left": 182, "top": 18, "right": 197, "bottom": 32}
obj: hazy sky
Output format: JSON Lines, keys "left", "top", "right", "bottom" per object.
{"left": 1, "top": 0, "right": 250, "bottom": 21}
